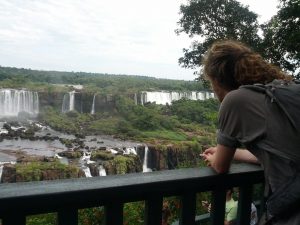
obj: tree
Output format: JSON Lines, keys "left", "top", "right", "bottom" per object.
{"left": 176, "top": 0, "right": 261, "bottom": 73}
{"left": 177, "top": 0, "right": 300, "bottom": 78}
{"left": 262, "top": 0, "right": 300, "bottom": 77}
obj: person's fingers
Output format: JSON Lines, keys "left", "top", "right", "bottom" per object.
{"left": 203, "top": 147, "right": 216, "bottom": 154}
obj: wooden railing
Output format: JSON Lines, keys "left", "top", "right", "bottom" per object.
{"left": 0, "top": 163, "right": 264, "bottom": 225}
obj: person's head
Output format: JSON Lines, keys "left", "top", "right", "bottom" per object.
{"left": 202, "top": 40, "right": 290, "bottom": 101}
{"left": 226, "top": 188, "right": 234, "bottom": 200}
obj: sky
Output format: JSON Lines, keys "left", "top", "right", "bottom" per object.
{"left": 0, "top": 0, "right": 279, "bottom": 81}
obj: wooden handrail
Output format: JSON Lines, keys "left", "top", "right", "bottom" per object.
{"left": 0, "top": 163, "right": 264, "bottom": 225}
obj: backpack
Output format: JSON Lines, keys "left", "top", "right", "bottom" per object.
{"left": 241, "top": 79, "right": 300, "bottom": 162}
{"left": 241, "top": 79, "right": 300, "bottom": 221}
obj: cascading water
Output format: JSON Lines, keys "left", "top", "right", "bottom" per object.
{"left": 62, "top": 91, "right": 75, "bottom": 113}
{"left": 82, "top": 166, "right": 92, "bottom": 177}
{"left": 91, "top": 94, "right": 96, "bottom": 114}
{"left": 140, "top": 91, "right": 214, "bottom": 105}
{"left": 0, "top": 165, "right": 3, "bottom": 182}
{"left": 99, "top": 165, "right": 107, "bottom": 176}
{"left": 143, "top": 145, "right": 152, "bottom": 172}
{"left": 0, "top": 89, "right": 39, "bottom": 117}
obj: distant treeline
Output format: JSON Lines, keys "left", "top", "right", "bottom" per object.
{"left": 0, "top": 66, "right": 205, "bottom": 92}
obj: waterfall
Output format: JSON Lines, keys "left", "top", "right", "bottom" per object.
{"left": 62, "top": 91, "right": 75, "bottom": 113}
{"left": 140, "top": 91, "right": 214, "bottom": 105}
{"left": 99, "top": 165, "right": 107, "bottom": 176}
{"left": 69, "top": 91, "right": 75, "bottom": 111}
{"left": 134, "top": 93, "right": 138, "bottom": 105}
{"left": 82, "top": 166, "right": 92, "bottom": 177}
{"left": 0, "top": 165, "right": 3, "bottom": 182}
{"left": 143, "top": 145, "right": 152, "bottom": 172}
{"left": 91, "top": 94, "right": 96, "bottom": 114}
{"left": 0, "top": 89, "right": 39, "bottom": 117}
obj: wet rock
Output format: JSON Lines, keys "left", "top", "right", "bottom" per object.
{"left": 91, "top": 151, "right": 115, "bottom": 161}
{"left": 59, "top": 150, "right": 83, "bottom": 159}
{"left": 1, "top": 164, "right": 16, "bottom": 183}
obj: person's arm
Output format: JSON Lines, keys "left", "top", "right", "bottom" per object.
{"left": 202, "top": 144, "right": 236, "bottom": 174}
{"left": 234, "top": 149, "right": 259, "bottom": 164}
{"left": 224, "top": 221, "right": 234, "bottom": 225}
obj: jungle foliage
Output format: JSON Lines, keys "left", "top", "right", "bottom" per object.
{"left": 0, "top": 66, "right": 205, "bottom": 93}
{"left": 177, "top": 0, "right": 300, "bottom": 78}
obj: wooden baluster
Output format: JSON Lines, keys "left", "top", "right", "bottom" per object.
{"left": 104, "top": 202, "right": 123, "bottom": 225}
{"left": 145, "top": 196, "right": 163, "bottom": 225}
{"left": 236, "top": 185, "right": 253, "bottom": 225}
{"left": 58, "top": 208, "right": 78, "bottom": 225}
{"left": 210, "top": 188, "right": 226, "bottom": 225}
{"left": 180, "top": 192, "right": 196, "bottom": 225}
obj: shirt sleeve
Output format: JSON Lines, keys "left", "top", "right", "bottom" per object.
{"left": 217, "top": 89, "right": 266, "bottom": 148}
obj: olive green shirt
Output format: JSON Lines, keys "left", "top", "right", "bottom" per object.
{"left": 217, "top": 87, "right": 300, "bottom": 225}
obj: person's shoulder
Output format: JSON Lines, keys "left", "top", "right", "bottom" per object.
{"left": 221, "top": 88, "right": 263, "bottom": 109}
{"left": 221, "top": 89, "right": 249, "bottom": 109}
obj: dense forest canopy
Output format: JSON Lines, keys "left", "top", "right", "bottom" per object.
{"left": 0, "top": 66, "right": 206, "bottom": 93}
{"left": 177, "top": 0, "right": 300, "bottom": 78}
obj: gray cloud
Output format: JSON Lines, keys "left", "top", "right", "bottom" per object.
{"left": 0, "top": 0, "right": 278, "bottom": 80}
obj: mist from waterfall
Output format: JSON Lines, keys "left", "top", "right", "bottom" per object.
{"left": 0, "top": 89, "right": 39, "bottom": 117}
{"left": 140, "top": 91, "right": 214, "bottom": 105}
{"left": 62, "top": 91, "right": 75, "bottom": 113}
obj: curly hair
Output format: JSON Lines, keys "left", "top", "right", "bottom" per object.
{"left": 203, "top": 40, "right": 291, "bottom": 90}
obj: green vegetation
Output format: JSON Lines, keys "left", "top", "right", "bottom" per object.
{"left": 0, "top": 66, "right": 206, "bottom": 93}
{"left": 39, "top": 96, "right": 219, "bottom": 147}
{"left": 15, "top": 161, "right": 82, "bottom": 182}
{"left": 177, "top": 0, "right": 300, "bottom": 79}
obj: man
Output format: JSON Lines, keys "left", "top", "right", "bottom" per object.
{"left": 201, "top": 40, "right": 300, "bottom": 225}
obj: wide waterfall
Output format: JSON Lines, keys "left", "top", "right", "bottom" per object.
{"left": 140, "top": 91, "right": 215, "bottom": 105}
{"left": 62, "top": 91, "right": 75, "bottom": 113}
{"left": 0, "top": 89, "right": 39, "bottom": 117}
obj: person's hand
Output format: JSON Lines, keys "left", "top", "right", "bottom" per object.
{"left": 203, "top": 147, "right": 217, "bottom": 155}
{"left": 200, "top": 147, "right": 217, "bottom": 166}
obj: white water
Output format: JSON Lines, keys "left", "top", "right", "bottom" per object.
{"left": 0, "top": 89, "right": 39, "bottom": 117}
{"left": 62, "top": 91, "right": 76, "bottom": 113}
{"left": 140, "top": 91, "right": 214, "bottom": 105}
{"left": 82, "top": 166, "right": 92, "bottom": 177}
{"left": 0, "top": 165, "right": 3, "bottom": 182}
{"left": 99, "top": 165, "right": 107, "bottom": 176}
{"left": 91, "top": 94, "right": 96, "bottom": 114}
{"left": 142, "top": 145, "right": 152, "bottom": 172}
{"left": 124, "top": 147, "right": 137, "bottom": 155}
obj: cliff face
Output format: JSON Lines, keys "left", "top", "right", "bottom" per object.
{"left": 1, "top": 161, "right": 85, "bottom": 183}
{"left": 147, "top": 145, "right": 201, "bottom": 171}
{"left": 38, "top": 92, "right": 65, "bottom": 111}
{"left": 38, "top": 91, "right": 117, "bottom": 113}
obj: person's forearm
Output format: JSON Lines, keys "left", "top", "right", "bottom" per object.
{"left": 234, "top": 149, "right": 259, "bottom": 164}
{"left": 210, "top": 144, "right": 236, "bottom": 174}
